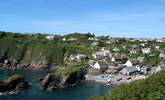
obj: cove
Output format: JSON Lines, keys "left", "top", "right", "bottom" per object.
{"left": 0, "top": 70, "right": 112, "bottom": 100}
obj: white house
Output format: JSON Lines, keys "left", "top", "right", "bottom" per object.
{"left": 69, "top": 54, "right": 86, "bottom": 61}
{"left": 111, "top": 57, "right": 115, "bottom": 62}
{"left": 141, "top": 43, "right": 146, "bottom": 47}
{"left": 113, "top": 48, "right": 119, "bottom": 52}
{"left": 142, "top": 48, "right": 151, "bottom": 54}
{"left": 62, "top": 38, "right": 66, "bottom": 41}
{"left": 91, "top": 42, "right": 99, "bottom": 47}
{"left": 124, "top": 60, "right": 133, "bottom": 67}
{"left": 46, "top": 36, "right": 54, "bottom": 40}
{"left": 111, "top": 56, "right": 128, "bottom": 64}
{"left": 156, "top": 66, "right": 161, "bottom": 72}
{"left": 92, "top": 62, "right": 108, "bottom": 70}
{"left": 156, "top": 39, "right": 163, "bottom": 43}
{"left": 155, "top": 46, "right": 160, "bottom": 49}
{"left": 130, "top": 49, "right": 138, "bottom": 54}
{"left": 92, "top": 48, "right": 112, "bottom": 59}
{"left": 88, "top": 37, "right": 99, "bottom": 41}
{"left": 68, "top": 38, "right": 78, "bottom": 41}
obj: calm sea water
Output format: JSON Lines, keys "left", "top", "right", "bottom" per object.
{"left": 0, "top": 70, "right": 111, "bottom": 100}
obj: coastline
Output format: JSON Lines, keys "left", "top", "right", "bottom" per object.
{"left": 85, "top": 74, "right": 146, "bottom": 85}
{"left": 85, "top": 66, "right": 162, "bottom": 85}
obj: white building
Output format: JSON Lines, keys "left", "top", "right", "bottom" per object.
{"left": 111, "top": 57, "right": 115, "bottom": 62}
{"left": 142, "top": 48, "right": 151, "bottom": 54}
{"left": 88, "top": 37, "right": 99, "bottom": 41}
{"left": 111, "top": 56, "right": 128, "bottom": 63}
{"left": 62, "top": 38, "right": 66, "bottom": 41}
{"left": 113, "top": 48, "right": 119, "bottom": 52}
{"left": 68, "top": 38, "right": 78, "bottom": 41}
{"left": 124, "top": 60, "right": 133, "bottom": 67}
{"left": 92, "top": 48, "right": 112, "bottom": 59}
{"left": 141, "top": 43, "right": 146, "bottom": 47}
{"left": 46, "top": 36, "right": 54, "bottom": 40}
{"left": 130, "top": 49, "right": 138, "bottom": 54}
{"left": 156, "top": 39, "right": 163, "bottom": 43}
{"left": 69, "top": 54, "right": 86, "bottom": 61}
{"left": 91, "top": 42, "right": 99, "bottom": 47}
{"left": 155, "top": 46, "right": 160, "bottom": 49}
{"left": 92, "top": 62, "right": 108, "bottom": 70}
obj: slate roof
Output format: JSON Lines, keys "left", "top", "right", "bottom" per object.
{"left": 123, "top": 67, "right": 138, "bottom": 73}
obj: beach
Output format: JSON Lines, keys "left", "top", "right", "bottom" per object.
{"left": 85, "top": 74, "right": 146, "bottom": 85}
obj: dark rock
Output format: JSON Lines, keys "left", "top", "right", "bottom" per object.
{"left": 65, "top": 74, "right": 85, "bottom": 87}
{"left": 39, "top": 68, "right": 86, "bottom": 91}
{"left": 40, "top": 74, "right": 59, "bottom": 91}
{"left": 64, "top": 68, "right": 85, "bottom": 87}
{"left": 0, "top": 74, "right": 30, "bottom": 94}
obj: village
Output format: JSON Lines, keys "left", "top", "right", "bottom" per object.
{"left": 85, "top": 46, "right": 165, "bottom": 85}
{"left": 45, "top": 33, "right": 165, "bottom": 85}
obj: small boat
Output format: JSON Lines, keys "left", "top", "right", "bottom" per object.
{"left": 106, "top": 79, "right": 112, "bottom": 86}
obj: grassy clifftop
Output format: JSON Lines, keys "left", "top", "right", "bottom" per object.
{"left": 0, "top": 37, "right": 65, "bottom": 65}
{"left": 0, "top": 32, "right": 91, "bottom": 69}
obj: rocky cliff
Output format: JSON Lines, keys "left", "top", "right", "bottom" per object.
{"left": 0, "top": 37, "right": 66, "bottom": 70}
{"left": 0, "top": 74, "right": 30, "bottom": 94}
{"left": 39, "top": 67, "right": 86, "bottom": 91}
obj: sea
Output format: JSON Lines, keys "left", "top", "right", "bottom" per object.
{"left": 0, "top": 69, "right": 112, "bottom": 100}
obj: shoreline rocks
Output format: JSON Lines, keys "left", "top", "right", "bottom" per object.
{"left": 0, "top": 74, "right": 30, "bottom": 95}
{"left": 0, "top": 60, "right": 87, "bottom": 92}
{"left": 39, "top": 68, "right": 86, "bottom": 91}
{"left": 0, "top": 62, "right": 53, "bottom": 71}
{"left": 0, "top": 59, "right": 59, "bottom": 71}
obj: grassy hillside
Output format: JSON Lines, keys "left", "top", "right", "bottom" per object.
{"left": 0, "top": 38, "right": 64, "bottom": 65}
{"left": 90, "top": 70, "right": 165, "bottom": 100}
{"left": 0, "top": 32, "right": 91, "bottom": 68}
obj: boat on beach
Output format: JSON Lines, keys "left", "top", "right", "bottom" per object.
{"left": 106, "top": 79, "right": 112, "bottom": 86}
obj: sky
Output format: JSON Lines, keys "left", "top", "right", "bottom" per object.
{"left": 0, "top": 0, "right": 165, "bottom": 38}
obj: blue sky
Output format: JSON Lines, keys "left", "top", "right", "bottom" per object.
{"left": 0, "top": 0, "right": 165, "bottom": 38}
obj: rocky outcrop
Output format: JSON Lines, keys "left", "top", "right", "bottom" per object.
{"left": 40, "top": 73, "right": 61, "bottom": 91}
{"left": 39, "top": 68, "right": 86, "bottom": 91}
{"left": 0, "top": 37, "right": 66, "bottom": 71}
{"left": 0, "top": 35, "right": 89, "bottom": 71}
{"left": 0, "top": 74, "right": 30, "bottom": 94}
{"left": 0, "top": 60, "right": 53, "bottom": 71}
{"left": 64, "top": 70, "right": 85, "bottom": 86}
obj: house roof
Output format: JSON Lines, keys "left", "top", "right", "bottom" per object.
{"left": 94, "top": 61, "right": 107, "bottom": 66}
{"left": 160, "top": 48, "right": 165, "bottom": 51}
{"left": 112, "top": 56, "right": 128, "bottom": 64}
{"left": 137, "top": 57, "right": 145, "bottom": 61}
{"left": 160, "top": 52, "right": 165, "bottom": 57}
{"left": 97, "top": 61, "right": 107, "bottom": 66}
{"left": 123, "top": 67, "right": 138, "bottom": 73}
{"left": 107, "top": 61, "right": 118, "bottom": 67}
